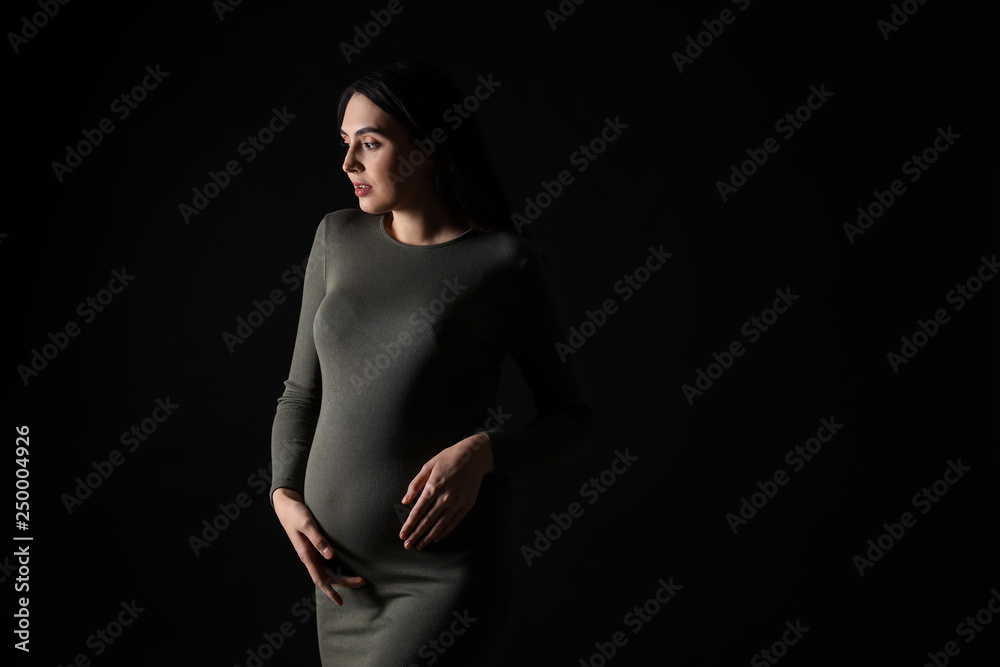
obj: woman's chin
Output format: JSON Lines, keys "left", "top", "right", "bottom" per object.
{"left": 357, "top": 198, "right": 386, "bottom": 214}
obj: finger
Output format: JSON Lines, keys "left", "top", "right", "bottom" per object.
{"left": 400, "top": 480, "right": 437, "bottom": 540}
{"left": 411, "top": 504, "right": 445, "bottom": 548}
{"left": 281, "top": 505, "right": 335, "bottom": 560}
{"left": 315, "top": 563, "right": 368, "bottom": 606}
{"left": 332, "top": 574, "right": 368, "bottom": 587}
{"left": 294, "top": 551, "right": 365, "bottom": 605}
{"left": 289, "top": 530, "right": 324, "bottom": 568}
{"left": 312, "top": 564, "right": 367, "bottom": 605}
{"left": 425, "top": 501, "right": 470, "bottom": 547}
{"left": 432, "top": 505, "right": 468, "bottom": 544}
{"left": 418, "top": 510, "right": 455, "bottom": 549}
{"left": 399, "top": 504, "right": 420, "bottom": 540}
{"left": 324, "top": 584, "right": 344, "bottom": 606}
{"left": 403, "top": 492, "right": 441, "bottom": 545}
{"left": 319, "top": 565, "right": 367, "bottom": 589}
{"left": 303, "top": 552, "right": 344, "bottom": 605}
{"left": 402, "top": 464, "right": 431, "bottom": 504}
{"left": 297, "top": 517, "right": 335, "bottom": 560}
{"left": 407, "top": 494, "right": 450, "bottom": 549}
{"left": 321, "top": 579, "right": 344, "bottom": 606}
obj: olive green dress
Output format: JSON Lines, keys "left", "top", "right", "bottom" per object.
{"left": 270, "top": 209, "right": 593, "bottom": 665}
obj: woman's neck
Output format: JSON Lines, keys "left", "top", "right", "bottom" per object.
{"left": 383, "top": 207, "right": 470, "bottom": 246}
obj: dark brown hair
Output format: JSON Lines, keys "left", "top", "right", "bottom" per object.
{"left": 337, "top": 61, "right": 516, "bottom": 234}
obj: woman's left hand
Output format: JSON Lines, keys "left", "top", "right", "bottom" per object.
{"left": 399, "top": 433, "right": 494, "bottom": 550}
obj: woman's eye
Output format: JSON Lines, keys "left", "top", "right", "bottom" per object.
{"left": 339, "top": 141, "right": 378, "bottom": 150}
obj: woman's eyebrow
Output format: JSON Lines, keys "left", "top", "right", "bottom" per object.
{"left": 339, "top": 126, "right": 387, "bottom": 137}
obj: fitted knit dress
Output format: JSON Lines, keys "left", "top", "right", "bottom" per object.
{"left": 269, "top": 209, "right": 594, "bottom": 666}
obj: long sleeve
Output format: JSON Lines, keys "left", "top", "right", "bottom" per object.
{"left": 478, "top": 238, "right": 595, "bottom": 480}
{"left": 269, "top": 218, "right": 327, "bottom": 506}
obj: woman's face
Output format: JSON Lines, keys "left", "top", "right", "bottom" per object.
{"left": 339, "top": 94, "right": 431, "bottom": 215}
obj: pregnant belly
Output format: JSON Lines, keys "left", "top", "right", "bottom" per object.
{"left": 299, "top": 405, "right": 509, "bottom": 572}
{"left": 302, "top": 439, "right": 414, "bottom": 563}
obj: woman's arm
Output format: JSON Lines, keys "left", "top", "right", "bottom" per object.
{"left": 268, "top": 217, "right": 366, "bottom": 603}
{"left": 270, "top": 217, "right": 327, "bottom": 506}
{"left": 480, "top": 237, "right": 596, "bottom": 479}
{"left": 399, "top": 237, "right": 595, "bottom": 549}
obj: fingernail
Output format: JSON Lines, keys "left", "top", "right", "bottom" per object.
{"left": 404, "top": 540, "right": 412, "bottom": 549}
{"left": 322, "top": 546, "right": 333, "bottom": 558}
{"left": 401, "top": 494, "right": 409, "bottom": 503}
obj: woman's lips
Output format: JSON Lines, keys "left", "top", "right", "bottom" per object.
{"left": 354, "top": 183, "right": 372, "bottom": 197}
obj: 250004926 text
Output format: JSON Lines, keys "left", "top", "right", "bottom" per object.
{"left": 13, "top": 425, "right": 33, "bottom": 653}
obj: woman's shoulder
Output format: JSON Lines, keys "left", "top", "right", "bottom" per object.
{"left": 474, "top": 228, "right": 545, "bottom": 272}
{"left": 317, "top": 208, "right": 372, "bottom": 234}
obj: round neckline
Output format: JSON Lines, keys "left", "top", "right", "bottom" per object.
{"left": 378, "top": 213, "right": 475, "bottom": 249}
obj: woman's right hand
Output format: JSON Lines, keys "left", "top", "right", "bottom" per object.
{"left": 272, "top": 488, "right": 366, "bottom": 606}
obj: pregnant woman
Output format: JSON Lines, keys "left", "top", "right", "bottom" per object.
{"left": 269, "top": 62, "right": 594, "bottom": 666}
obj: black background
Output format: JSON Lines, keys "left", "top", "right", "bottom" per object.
{"left": 5, "top": 0, "right": 997, "bottom": 665}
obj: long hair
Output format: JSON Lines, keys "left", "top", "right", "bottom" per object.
{"left": 336, "top": 62, "right": 517, "bottom": 234}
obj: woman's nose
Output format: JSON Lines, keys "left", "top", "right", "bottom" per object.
{"left": 342, "top": 143, "right": 361, "bottom": 173}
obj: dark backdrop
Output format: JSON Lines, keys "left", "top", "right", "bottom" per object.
{"left": 5, "top": 0, "right": 997, "bottom": 665}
